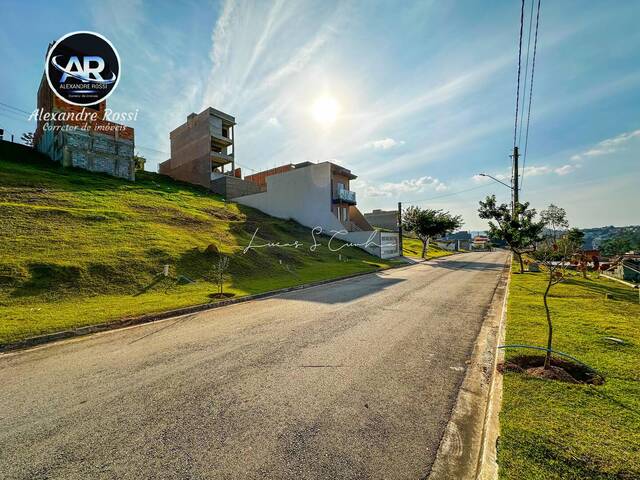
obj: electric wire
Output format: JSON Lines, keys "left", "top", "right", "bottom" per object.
{"left": 520, "top": 0, "right": 541, "bottom": 192}
{"left": 513, "top": 0, "right": 526, "bottom": 149}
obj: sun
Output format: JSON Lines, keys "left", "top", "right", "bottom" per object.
{"left": 311, "top": 95, "right": 340, "bottom": 126}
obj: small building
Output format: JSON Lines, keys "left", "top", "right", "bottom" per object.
{"left": 34, "top": 58, "right": 136, "bottom": 180}
{"left": 364, "top": 209, "right": 399, "bottom": 231}
{"left": 159, "top": 107, "right": 262, "bottom": 198}
{"left": 235, "top": 162, "right": 400, "bottom": 258}
{"left": 471, "top": 235, "right": 490, "bottom": 250}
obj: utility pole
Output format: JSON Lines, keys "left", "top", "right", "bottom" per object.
{"left": 397, "top": 201, "right": 403, "bottom": 256}
{"left": 511, "top": 146, "right": 519, "bottom": 216}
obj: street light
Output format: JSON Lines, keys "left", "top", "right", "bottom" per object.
{"left": 478, "top": 173, "right": 513, "bottom": 190}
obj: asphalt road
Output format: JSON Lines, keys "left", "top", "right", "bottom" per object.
{"left": 0, "top": 250, "right": 508, "bottom": 480}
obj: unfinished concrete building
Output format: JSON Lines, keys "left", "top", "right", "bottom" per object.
{"left": 34, "top": 72, "right": 136, "bottom": 181}
{"left": 159, "top": 108, "right": 261, "bottom": 197}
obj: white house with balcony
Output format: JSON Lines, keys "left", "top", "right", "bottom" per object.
{"left": 232, "top": 161, "right": 400, "bottom": 258}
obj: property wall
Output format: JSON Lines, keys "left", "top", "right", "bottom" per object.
{"left": 210, "top": 176, "right": 263, "bottom": 198}
{"left": 233, "top": 163, "right": 345, "bottom": 233}
{"left": 245, "top": 164, "right": 293, "bottom": 188}
{"left": 159, "top": 156, "right": 211, "bottom": 189}
{"left": 364, "top": 210, "right": 398, "bottom": 231}
{"left": 62, "top": 130, "right": 135, "bottom": 180}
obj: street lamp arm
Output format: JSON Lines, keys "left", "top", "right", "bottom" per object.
{"left": 478, "top": 173, "right": 513, "bottom": 190}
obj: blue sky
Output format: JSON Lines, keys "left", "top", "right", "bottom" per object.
{"left": 1, "top": 0, "right": 638, "bottom": 230}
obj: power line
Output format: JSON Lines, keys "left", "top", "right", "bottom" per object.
{"left": 518, "top": 0, "right": 535, "bottom": 147}
{"left": 0, "top": 102, "right": 31, "bottom": 115}
{"left": 520, "top": 0, "right": 542, "bottom": 192}
{"left": 403, "top": 183, "right": 495, "bottom": 205}
{"left": 513, "top": 0, "right": 526, "bottom": 149}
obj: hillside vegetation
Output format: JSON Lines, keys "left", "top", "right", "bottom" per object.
{"left": 0, "top": 141, "right": 398, "bottom": 344}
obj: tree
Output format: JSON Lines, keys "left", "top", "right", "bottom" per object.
{"left": 21, "top": 132, "right": 34, "bottom": 147}
{"left": 133, "top": 153, "right": 146, "bottom": 172}
{"left": 478, "top": 195, "right": 545, "bottom": 273}
{"left": 532, "top": 231, "right": 582, "bottom": 369}
{"left": 204, "top": 255, "right": 230, "bottom": 297}
{"left": 402, "top": 207, "right": 463, "bottom": 258}
{"left": 540, "top": 204, "right": 569, "bottom": 240}
{"left": 600, "top": 230, "right": 640, "bottom": 256}
{"left": 566, "top": 228, "right": 584, "bottom": 248}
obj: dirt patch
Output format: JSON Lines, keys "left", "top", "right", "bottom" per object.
{"left": 201, "top": 207, "right": 242, "bottom": 221}
{"left": 208, "top": 292, "right": 235, "bottom": 299}
{"left": 499, "top": 354, "right": 603, "bottom": 385}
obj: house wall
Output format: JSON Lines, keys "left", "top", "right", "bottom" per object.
{"left": 159, "top": 156, "right": 211, "bottom": 189}
{"left": 233, "top": 162, "right": 345, "bottom": 233}
{"left": 232, "top": 163, "right": 400, "bottom": 258}
{"left": 348, "top": 206, "right": 374, "bottom": 231}
{"left": 169, "top": 113, "right": 211, "bottom": 171}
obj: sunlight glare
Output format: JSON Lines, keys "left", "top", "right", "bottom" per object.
{"left": 311, "top": 95, "right": 341, "bottom": 126}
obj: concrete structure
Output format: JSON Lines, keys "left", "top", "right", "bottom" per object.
{"left": 364, "top": 209, "right": 399, "bottom": 231}
{"left": 34, "top": 70, "right": 135, "bottom": 181}
{"left": 235, "top": 162, "right": 400, "bottom": 258}
{"left": 159, "top": 108, "right": 237, "bottom": 189}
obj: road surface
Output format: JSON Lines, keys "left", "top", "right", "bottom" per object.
{"left": 0, "top": 251, "right": 508, "bottom": 479}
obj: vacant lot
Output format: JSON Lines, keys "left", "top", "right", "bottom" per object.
{"left": 0, "top": 142, "right": 398, "bottom": 344}
{"left": 499, "top": 266, "right": 640, "bottom": 479}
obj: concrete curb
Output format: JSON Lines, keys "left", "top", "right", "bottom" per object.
{"left": 601, "top": 274, "right": 638, "bottom": 289}
{"left": 428, "top": 254, "right": 511, "bottom": 480}
{"left": 0, "top": 259, "right": 420, "bottom": 354}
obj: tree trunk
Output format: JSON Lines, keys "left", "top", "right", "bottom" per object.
{"left": 515, "top": 251, "right": 524, "bottom": 273}
{"left": 543, "top": 277, "right": 553, "bottom": 370}
{"left": 421, "top": 237, "right": 430, "bottom": 258}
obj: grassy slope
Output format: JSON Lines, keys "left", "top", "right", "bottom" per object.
{"left": 0, "top": 142, "right": 399, "bottom": 344}
{"left": 499, "top": 265, "right": 640, "bottom": 479}
{"left": 402, "top": 236, "right": 455, "bottom": 259}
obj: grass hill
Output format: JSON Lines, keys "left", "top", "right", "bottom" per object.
{"left": 0, "top": 141, "right": 399, "bottom": 344}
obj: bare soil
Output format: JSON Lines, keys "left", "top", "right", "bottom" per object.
{"left": 499, "top": 354, "right": 603, "bottom": 385}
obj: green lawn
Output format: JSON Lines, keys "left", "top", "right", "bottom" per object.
{"left": 402, "top": 236, "right": 456, "bottom": 259}
{"left": 499, "top": 264, "right": 640, "bottom": 479}
{"left": 0, "top": 142, "right": 399, "bottom": 344}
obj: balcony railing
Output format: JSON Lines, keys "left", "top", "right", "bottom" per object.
{"left": 334, "top": 188, "right": 356, "bottom": 204}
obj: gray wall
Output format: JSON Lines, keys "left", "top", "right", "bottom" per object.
{"left": 211, "top": 176, "right": 262, "bottom": 198}
{"left": 38, "top": 128, "right": 135, "bottom": 181}
{"left": 364, "top": 210, "right": 398, "bottom": 231}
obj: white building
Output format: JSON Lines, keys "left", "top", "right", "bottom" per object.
{"left": 234, "top": 162, "right": 400, "bottom": 258}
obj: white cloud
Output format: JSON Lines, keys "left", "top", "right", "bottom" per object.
{"left": 267, "top": 117, "right": 281, "bottom": 127}
{"left": 354, "top": 175, "right": 448, "bottom": 198}
{"left": 554, "top": 164, "right": 581, "bottom": 175}
{"left": 365, "top": 138, "right": 405, "bottom": 150}
{"left": 473, "top": 163, "right": 581, "bottom": 183}
{"left": 523, "top": 165, "right": 552, "bottom": 177}
{"left": 572, "top": 129, "right": 640, "bottom": 160}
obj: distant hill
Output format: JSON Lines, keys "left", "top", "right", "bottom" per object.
{"left": 580, "top": 225, "right": 640, "bottom": 252}
{"left": 0, "top": 140, "right": 394, "bottom": 343}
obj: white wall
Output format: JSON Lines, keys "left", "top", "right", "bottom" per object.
{"left": 233, "top": 163, "right": 344, "bottom": 232}
{"left": 232, "top": 163, "right": 401, "bottom": 258}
